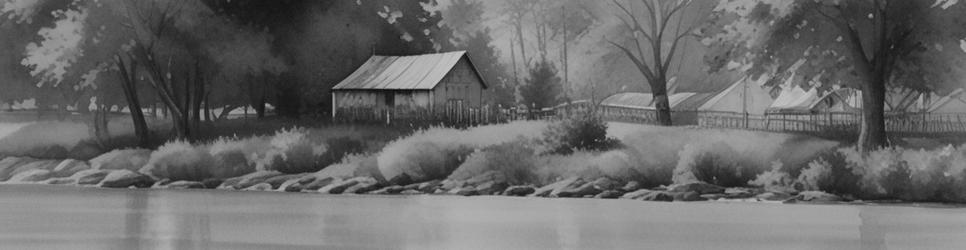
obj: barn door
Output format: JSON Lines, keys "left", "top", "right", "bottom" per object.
{"left": 384, "top": 92, "right": 395, "bottom": 107}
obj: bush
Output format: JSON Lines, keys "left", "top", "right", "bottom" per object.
{"left": 140, "top": 141, "right": 215, "bottom": 181}
{"left": 376, "top": 123, "right": 545, "bottom": 184}
{"left": 672, "top": 142, "right": 762, "bottom": 186}
{"left": 540, "top": 110, "right": 621, "bottom": 154}
{"left": 448, "top": 141, "right": 538, "bottom": 185}
{"left": 748, "top": 145, "right": 966, "bottom": 203}
{"left": 207, "top": 137, "right": 264, "bottom": 179}
{"left": 257, "top": 128, "right": 328, "bottom": 174}
{"left": 748, "top": 161, "right": 795, "bottom": 192}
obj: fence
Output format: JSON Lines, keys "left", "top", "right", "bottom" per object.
{"left": 697, "top": 111, "right": 966, "bottom": 136}
{"left": 333, "top": 105, "right": 510, "bottom": 128}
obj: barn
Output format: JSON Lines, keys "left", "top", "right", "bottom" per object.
{"left": 330, "top": 51, "right": 488, "bottom": 118}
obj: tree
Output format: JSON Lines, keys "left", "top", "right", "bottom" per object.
{"left": 12, "top": 0, "right": 286, "bottom": 143}
{"left": 705, "top": 0, "right": 966, "bottom": 152}
{"left": 608, "top": 0, "right": 709, "bottom": 126}
{"left": 520, "top": 59, "right": 562, "bottom": 109}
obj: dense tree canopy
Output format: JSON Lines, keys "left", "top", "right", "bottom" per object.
{"left": 704, "top": 0, "right": 966, "bottom": 151}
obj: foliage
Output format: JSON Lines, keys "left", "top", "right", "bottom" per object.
{"left": 520, "top": 59, "right": 562, "bottom": 109}
{"left": 140, "top": 140, "right": 215, "bottom": 181}
{"left": 672, "top": 142, "right": 762, "bottom": 187}
{"left": 540, "top": 110, "right": 621, "bottom": 155}
{"left": 448, "top": 141, "right": 539, "bottom": 185}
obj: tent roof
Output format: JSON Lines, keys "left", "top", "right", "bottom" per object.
{"left": 929, "top": 89, "right": 966, "bottom": 113}
{"left": 332, "top": 51, "right": 487, "bottom": 90}
{"left": 601, "top": 92, "right": 653, "bottom": 109}
{"left": 698, "top": 76, "right": 774, "bottom": 115}
{"left": 600, "top": 92, "right": 705, "bottom": 111}
{"left": 769, "top": 86, "right": 819, "bottom": 112}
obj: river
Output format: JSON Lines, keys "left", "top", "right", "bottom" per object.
{"left": 1, "top": 184, "right": 965, "bottom": 249}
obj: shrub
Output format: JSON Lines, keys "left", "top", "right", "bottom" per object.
{"left": 448, "top": 141, "right": 538, "bottom": 185}
{"left": 207, "top": 137, "right": 264, "bottom": 179}
{"left": 748, "top": 161, "right": 795, "bottom": 192}
{"left": 257, "top": 128, "right": 328, "bottom": 174}
{"left": 672, "top": 142, "right": 761, "bottom": 186}
{"left": 540, "top": 110, "right": 621, "bottom": 154}
{"left": 140, "top": 141, "right": 215, "bottom": 181}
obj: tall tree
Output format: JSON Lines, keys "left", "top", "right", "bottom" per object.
{"left": 608, "top": 0, "right": 708, "bottom": 126}
{"left": 705, "top": 0, "right": 966, "bottom": 152}
{"left": 520, "top": 59, "right": 562, "bottom": 109}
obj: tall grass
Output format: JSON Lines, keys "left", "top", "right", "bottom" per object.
{"left": 750, "top": 145, "right": 966, "bottom": 202}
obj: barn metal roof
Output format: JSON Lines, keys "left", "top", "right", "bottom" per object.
{"left": 332, "top": 51, "right": 486, "bottom": 91}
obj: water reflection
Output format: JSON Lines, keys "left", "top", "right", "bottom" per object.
{"left": 2, "top": 185, "right": 965, "bottom": 249}
{"left": 122, "top": 190, "right": 211, "bottom": 250}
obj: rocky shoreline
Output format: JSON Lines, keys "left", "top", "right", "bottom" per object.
{"left": 0, "top": 156, "right": 851, "bottom": 204}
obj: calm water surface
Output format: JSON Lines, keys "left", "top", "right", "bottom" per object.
{"left": 1, "top": 184, "right": 965, "bottom": 250}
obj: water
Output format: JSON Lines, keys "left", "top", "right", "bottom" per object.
{"left": 1, "top": 185, "right": 965, "bottom": 250}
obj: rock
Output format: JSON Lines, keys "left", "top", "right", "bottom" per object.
{"left": 620, "top": 189, "right": 653, "bottom": 199}
{"left": 621, "top": 181, "right": 641, "bottom": 192}
{"left": 50, "top": 159, "right": 91, "bottom": 178}
{"left": 621, "top": 189, "right": 673, "bottom": 202}
{"left": 163, "top": 180, "right": 206, "bottom": 189}
{"left": 700, "top": 194, "right": 728, "bottom": 200}
{"left": 756, "top": 192, "right": 794, "bottom": 201}
{"left": 301, "top": 176, "right": 341, "bottom": 192}
{"left": 0, "top": 157, "right": 35, "bottom": 181}
{"left": 724, "top": 187, "right": 760, "bottom": 199}
{"left": 151, "top": 179, "right": 173, "bottom": 188}
{"left": 202, "top": 178, "right": 224, "bottom": 189}
{"left": 465, "top": 171, "right": 505, "bottom": 186}
{"left": 788, "top": 191, "right": 845, "bottom": 203}
{"left": 388, "top": 173, "right": 413, "bottom": 186}
{"left": 400, "top": 189, "right": 423, "bottom": 195}
{"left": 530, "top": 177, "right": 583, "bottom": 197}
{"left": 278, "top": 178, "right": 305, "bottom": 192}
{"left": 343, "top": 177, "right": 382, "bottom": 194}
{"left": 667, "top": 182, "right": 725, "bottom": 195}
{"left": 672, "top": 191, "right": 705, "bottom": 202}
{"left": 639, "top": 191, "right": 674, "bottom": 202}
{"left": 71, "top": 169, "right": 112, "bottom": 185}
{"left": 263, "top": 174, "right": 308, "bottom": 189}
{"left": 370, "top": 185, "right": 405, "bottom": 195}
{"left": 439, "top": 179, "right": 467, "bottom": 191}
{"left": 218, "top": 171, "right": 283, "bottom": 190}
{"left": 89, "top": 149, "right": 151, "bottom": 171}
{"left": 503, "top": 185, "right": 536, "bottom": 196}
{"left": 319, "top": 178, "right": 363, "bottom": 194}
{"left": 244, "top": 183, "right": 274, "bottom": 191}
{"left": 8, "top": 169, "right": 52, "bottom": 183}
{"left": 416, "top": 180, "right": 442, "bottom": 193}
{"left": 555, "top": 182, "right": 602, "bottom": 198}
{"left": 474, "top": 181, "right": 509, "bottom": 195}
{"left": 592, "top": 177, "right": 621, "bottom": 191}
{"left": 42, "top": 177, "right": 76, "bottom": 185}
{"left": 8, "top": 160, "right": 60, "bottom": 180}
{"left": 451, "top": 187, "right": 479, "bottom": 196}
{"left": 99, "top": 170, "right": 155, "bottom": 188}
{"left": 594, "top": 190, "right": 624, "bottom": 199}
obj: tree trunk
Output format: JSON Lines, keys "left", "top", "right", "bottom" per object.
{"left": 858, "top": 70, "right": 889, "bottom": 152}
{"left": 115, "top": 55, "right": 151, "bottom": 148}
{"left": 650, "top": 77, "right": 673, "bottom": 126}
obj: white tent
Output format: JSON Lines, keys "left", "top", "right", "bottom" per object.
{"left": 698, "top": 76, "right": 774, "bottom": 115}
{"left": 769, "top": 86, "right": 819, "bottom": 112}
{"left": 929, "top": 89, "right": 966, "bottom": 113}
{"left": 810, "top": 88, "right": 862, "bottom": 112}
